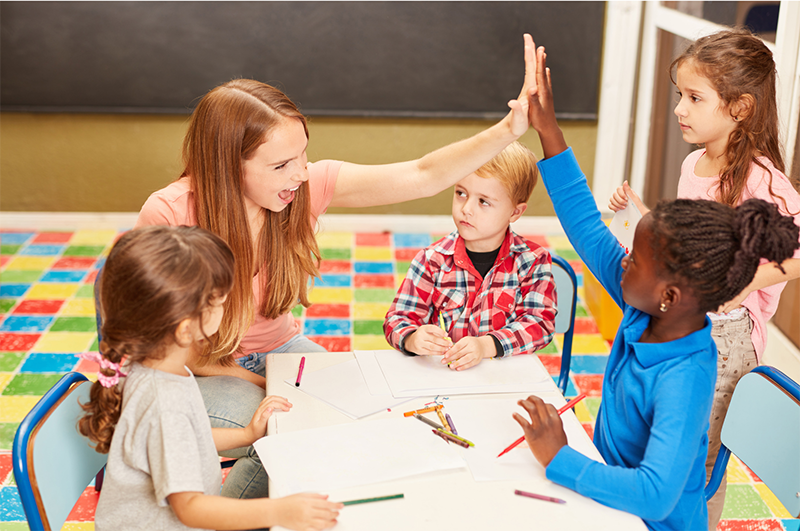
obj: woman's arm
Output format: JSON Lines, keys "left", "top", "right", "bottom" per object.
{"left": 329, "top": 34, "right": 540, "bottom": 208}
{"left": 187, "top": 358, "right": 266, "bottom": 388}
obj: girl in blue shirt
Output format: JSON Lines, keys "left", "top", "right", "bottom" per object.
{"left": 512, "top": 47, "right": 800, "bottom": 530}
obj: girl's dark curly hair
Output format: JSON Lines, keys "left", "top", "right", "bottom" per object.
{"left": 78, "top": 225, "right": 234, "bottom": 453}
{"left": 651, "top": 198, "right": 799, "bottom": 313}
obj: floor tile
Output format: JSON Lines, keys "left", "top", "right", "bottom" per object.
{"left": 570, "top": 355, "right": 610, "bottom": 374}
{"left": 721, "top": 484, "right": 773, "bottom": 519}
{"left": 50, "top": 317, "right": 98, "bottom": 332}
{"left": 26, "top": 283, "right": 80, "bottom": 299}
{"left": 320, "top": 248, "right": 351, "bottom": 260}
{"left": 309, "top": 288, "right": 353, "bottom": 304}
{"left": 12, "top": 300, "right": 64, "bottom": 314}
{"left": 353, "top": 320, "right": 384, "bottom": 335}
{"left": 0, "top": 271, "right": 42, "bottom": 283}
{"left": 316, "top": 232, "right": 352, "bottom": 248}
{"left": 319, "top": 260, "right": 351, "bottom": 273}
{"left": 4, "top": 257, "right": 55, "bottom": 271}
{"left": 60, "top": 299, "right": 96, "bottom": 317}
{"left": 65, "top": 487, "right": 101, "bottom": 522}
{"left": 354, "top": 289, "right": 396, "bottom": 303}
{"left": 753, "top": 483, "right": 792, "bottom": 519}
{"left": 310, "top": 336, "right": 350, "bottom": 351}
{"left": 305, "top": 304, "right": 350, "bottom": 318}
{"left": 32, "top": 232, "right": 73, "bottom": 244}
{"left": 52, "top": 256, "right": 97, "bottom": 269}
{"left": 20, "top": 353, "right": 81, "bottom": 373}
{"left": 0, "top": 316, "right": 53, "bottom": 333}
{"left": 33, "top": 332, "right": 96, "bottom": 353}
{"left": 355, "top": 233, "right": 391, "bottom": 246}
{"left": 394, "top": 248, "right": 420, "bottom": 261}
{"left": 40, "top": 270, "right": 87, "bottom": 283}
{"left": 393, "top": 234, "right": 430, "bottom": 248}
{"left": 354, "top": 274, "right": 395, "bottom": 289}
{"left": 0, "top": 301, "right": 15, "bottom": 314}
{"left": 74, "top": 285, "right": 95, "bottom": 298}
{"left": 19, "top": 244, "right": 65, "bottom": 256}
{"left": 63, "top": 245, "right": 106, "bottom": 257}
{"left": 0, "top": 245, "right": 21, "bottom": 256}
{"left": 0, "top": 353, "right": 24, "bottom": 372}
{"left": 318, "top": 274, "right": 351, "bottom": 288}
{"left": 2, "top": 374, "right": 64, "bottom": 396}
{"left": 353, "top": 262, "right": 393, "bottom": 274}
{"left": 0, "top": 334, "right": 40, "bottom": 352}
{"left": 69, "top": 229, "right": 117, "bottom": 246}
{"left": 303, "top": 319, "right": 350, "bottom": 336}
{"left": 0, "top": 233, "right": 34, "bottom": 245}
{"left": 354, "top": 247, "right": 392, "bottom": 261}
{"left": 0, "top": 487, "right": 25, "bottom": 521}
{"left": 352, "top": 335, "right": 392, "bottom": 350}
{"left": 0, "top": 285, "right": 29, "bottom": 298}
{"left": 0, "top": 397, "right": 40, "bottom": 422}
{"left": 353, "top": 302, "right": 391, "bottom": 320}
{"left": 0, "top": 424, "right": 19, "bottom": 451}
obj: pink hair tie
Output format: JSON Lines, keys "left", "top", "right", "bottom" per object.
{"left": 79, "top": 352, "right": 127, "bottom": 388}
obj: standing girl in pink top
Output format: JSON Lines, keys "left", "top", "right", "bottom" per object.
{"left": 609, "top": 28, "right": 800, "bottom": 528}
{"left": 133, "top": 34, "right": 545, "bottom": 502}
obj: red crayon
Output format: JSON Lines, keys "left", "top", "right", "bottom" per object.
{"left": 497, "top": 393, "right": 586, "bottom": 458}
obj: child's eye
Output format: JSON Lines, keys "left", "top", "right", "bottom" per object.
{"left": 274, "top": 162, "right": 289, "bottom": 170}
{"left": 480, "top": 199, "right": 491, "bottom": 206}
{"left": 691, "top": 95, "right": 700, "bottom": 103}
{"left": 455, "top": 190, "right": 466, "bottom": 198}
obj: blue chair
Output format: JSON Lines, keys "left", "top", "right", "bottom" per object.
{"left": 13, "top": 372, "right": 108, "bottom": 531}
{"left": 705, "top": 365, "right": 800, "bottom": 518}
{"left": 550, "top": 254, "right": 578, "bottom": 395}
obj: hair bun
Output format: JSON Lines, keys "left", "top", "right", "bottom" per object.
{"left": 734, "top": 198, "right": 799, "bottom": 267}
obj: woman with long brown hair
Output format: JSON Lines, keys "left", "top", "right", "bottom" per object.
{"left": 135, "top": 34, "right": 543, "bottom": 500}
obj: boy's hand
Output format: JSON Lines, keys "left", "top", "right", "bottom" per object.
{"left": 512, "top": 395, "right": 568, "bottom": 467}
{"left": 608, "top": 181, "right": 649, "bottom": 215}
{"left": 274, "top": 493, "right": 342, "bottom": 531}
{"left": 244, "top": 395, "right": 292, "bottom": 443}
{"left": 404, "top": 325, "right": 452, "bottom": 356}
{"left": 442, "top": 336, "right": 495, "bottom": 370}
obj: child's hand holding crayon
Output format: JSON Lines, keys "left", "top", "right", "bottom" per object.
{"left": 441, "top": 336, "right": 496, "bottom": 370}
{"left": 404, "top": 325, "right": 452, "bottom": 356}
{"left": 512, "top": 395, "right": 568, "bottom": 467}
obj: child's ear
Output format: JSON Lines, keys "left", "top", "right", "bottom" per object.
{"left": 660, "top": 286, "right": 681, "bottom": 312}
{"left": 731, "top": 94, "right": 755, "bottom": 122}
{"left": 509, "top": 202, "right": 528, "bottom": 223}
{"left": 174, "top": 318, "right": 195, "bottom": 348}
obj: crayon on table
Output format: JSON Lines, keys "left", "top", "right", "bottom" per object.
{"left": 497, "top": 393, "right": 587, "bottom": 458}
{"left": 403, "top": 404, "right": 443, "bottom": 417}
{"left": 295, "top": 356, "right": 306, "bottom": 387}
{"left": 445, "top": 413, "right": 458, "bottom": 435}
{"left": 436, "top": 428, "right": 474, "bottom": 447}
{"left": 413, "top": 413, "right": 444, "bottom": 430}
{"left": 436, "top": 408, "right": 449, "bottom": 431}
{"left": 341, "top": 493, "right": 405, "bottom": 506}
{"left": 514, "top": 489, "right": 566, "bottom": 504}
{"left": 432, "top": 429, "right": 469, "bottom": 448}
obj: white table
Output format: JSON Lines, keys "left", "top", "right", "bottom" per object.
{"left": 265, "top": 352, "right": 646, "bottom": 531}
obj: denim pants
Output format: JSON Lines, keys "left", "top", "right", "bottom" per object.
{"left": 705, "top": 312, "right": 756, "bottom": 530}
{"left": 195, "top": 335, "right": 327, "bottom": 500}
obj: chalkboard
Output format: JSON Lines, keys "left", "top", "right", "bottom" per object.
{"left": 0, "top": 1, "right": 604, "bottom": 119}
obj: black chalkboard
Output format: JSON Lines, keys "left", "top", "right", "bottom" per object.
{"left": 0, "top": 1, "right": 604, "bottom": 119}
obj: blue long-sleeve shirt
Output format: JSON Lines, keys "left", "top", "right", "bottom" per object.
{"left": 538, "top": 148, "right": 716, "bottom": 531}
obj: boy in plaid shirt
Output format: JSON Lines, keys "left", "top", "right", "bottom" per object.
{"left": 384, "top": 142, "right": 557, "bottom": 370}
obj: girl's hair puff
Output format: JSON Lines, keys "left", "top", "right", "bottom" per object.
{"left": 650, "top": 198, "right": 799, "bottom": 313}
{"left": 183, "top": 79, "right": 320, "bottom": 364}
{"left": 78, "top": 225, "right": 235, "bottom": 453}
{"left": 670, "top": 28, "right": 793, "bottom": 210}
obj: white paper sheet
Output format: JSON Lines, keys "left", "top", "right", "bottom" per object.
{"left": 254, "top": 417, "right": 467, "bottom": 496}
{"left": 442, "top": 396, "right": 604, "bottom": 482}
{"left": 354, "top": 350, "right": 393, "bottom": 396}
{"left": 284, "top": 359, "right": 414, "bottom": 419}
{"left": 608, "top": 201, "right": 643, "bottom": 254}
{"left": 373, "top": 349, "right": 553, "bottom": 397}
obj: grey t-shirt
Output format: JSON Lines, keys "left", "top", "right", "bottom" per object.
{"left": 95, "top": 363, "right": 221, "bottom": 530}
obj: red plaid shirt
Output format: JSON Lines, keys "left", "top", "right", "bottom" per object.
{"left": 384, "top": 229, "right": 557, "bottom": 357}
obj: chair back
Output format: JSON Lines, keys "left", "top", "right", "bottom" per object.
{"left": 13, "top": 372, "right": 108, "bottom": 531}
{"left": 705, "top": 365, "right": 800, "bottom": 517}
{"left": 550, "top": 254, "right": 577, "bottom": 395}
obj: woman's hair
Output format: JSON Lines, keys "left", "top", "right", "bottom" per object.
{"left": 78, "top": 225, "right": 235, "bottom": 453}
{"left": 475, "top": 141, "right": 539, "bottom": 205}
{"left": 670, "top": 28, "right": 794, "bottom": 210}
{"left": 651, "top": 198, "right": 799, "bottom": 313}
{"left": 183, "top": 79, "right": 320, "bottom": 364}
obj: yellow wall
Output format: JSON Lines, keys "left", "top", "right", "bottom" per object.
{"left": 1, "top": 113, "right": 596, "bottom": 215}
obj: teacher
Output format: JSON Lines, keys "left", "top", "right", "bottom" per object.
{"left": 134, "top": 34, "right": 542, "bottom": 500}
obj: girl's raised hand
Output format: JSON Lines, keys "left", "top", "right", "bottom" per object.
{"left": 274, "top": 493, "right": 342, "bottom": 531}
{"left": 244, "top": 395, "right": 292, "bottom": 443}
{"left": 404, "top": 325, "right": 452, "bottom": 356}
{"left": 512, "top": 395, "right": 567, "bottom": 467}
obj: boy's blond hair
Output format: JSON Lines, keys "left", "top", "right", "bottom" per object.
{"left": 475, "top": 141, "right": 539, "bottom": 205}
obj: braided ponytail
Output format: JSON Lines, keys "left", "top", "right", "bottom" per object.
{"left": 651, "top": 198, "right": 799, "bottom": 313}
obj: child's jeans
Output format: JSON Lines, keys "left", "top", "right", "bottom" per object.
{"left": 706, "top": 311, "right": 756, "bottom": 530}
{"left": 194, "top": 334, "right": 327, "bottom": 502}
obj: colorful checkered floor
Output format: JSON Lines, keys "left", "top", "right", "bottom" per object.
{"left": 0, "top": 226, "right": 796, "bottom": 530}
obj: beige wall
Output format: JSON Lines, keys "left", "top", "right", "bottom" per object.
{"left": 0, "top": 113, "right": 597, "bottom": 215}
